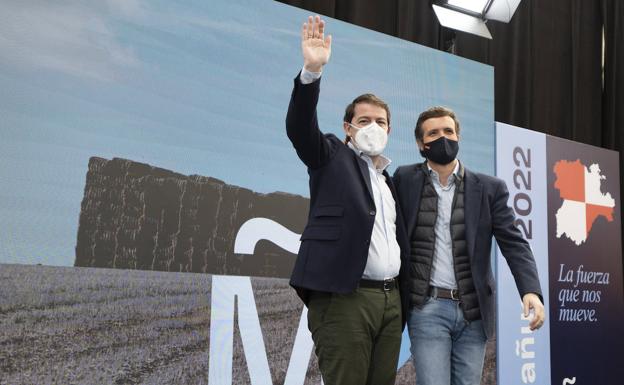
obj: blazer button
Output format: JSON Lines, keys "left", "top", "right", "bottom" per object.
{"left": 369, "top": 210, "right": 376, "bottom": 216}
{"left": 365, "top": 239, "right": 370, "bottom": 245}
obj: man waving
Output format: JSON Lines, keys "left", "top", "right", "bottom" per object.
{"left": 286, "top": 15, "right": 410, "bottom": 385}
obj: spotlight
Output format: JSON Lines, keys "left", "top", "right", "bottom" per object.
{"left": 432, "top": 0, "right": 522, "bottom": 39}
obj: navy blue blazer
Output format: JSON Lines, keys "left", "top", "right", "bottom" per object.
{"left": 286, "top": 74, "right": 410, "bottom": 324}
{"left": 393, "top": 163, "right": 542, "bottom": 339}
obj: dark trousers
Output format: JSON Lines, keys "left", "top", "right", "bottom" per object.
{"left": 307, "top": 286, "right": 402, "bottom": 385}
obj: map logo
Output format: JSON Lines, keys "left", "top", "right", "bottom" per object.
{"left": 553, "top": 159, "right": 616, "bottom": 245}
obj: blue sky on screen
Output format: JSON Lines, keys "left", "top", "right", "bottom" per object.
{"left": 0, "top": 0, "right": 493, "bottom": 266}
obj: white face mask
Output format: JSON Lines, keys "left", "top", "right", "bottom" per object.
{"left": 348, "top": 122, "right": 388, "bottom": 156}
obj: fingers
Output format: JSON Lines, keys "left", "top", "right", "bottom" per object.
{"left": 532, "top": 301, "right": 546, "bottom": 330}
{"left": 523, "top": 295, "right": 546, "bottom": 331}
{"left": 529, "top": 317, "right": 539, "bottom": 330}
{"left": 325, "top": 34, "right": 332, "bottom": 49}
{"left": 313, "top": 15, "right": 320, "bottom": 38}
{"left": 303, "top": 15, "right": 312, "bottom": 39}
{"left": 529, "top": 308, "right": 545, "bottom": 330}
{"left": 302, "top": 15, "right": 324, "bottom": 41}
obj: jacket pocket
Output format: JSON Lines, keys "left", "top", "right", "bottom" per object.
{"left": 300, "top": 225, "right": 341, "bottom": 240}
{"left": 313, "top": 205, "right": 344, "bottom": 217}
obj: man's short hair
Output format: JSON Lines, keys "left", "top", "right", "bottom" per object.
{"left": 414, "top": 106, "right": 460, "bottom": 142}
{"left": 343, "top": 94, "right": 390, "bottom": 143}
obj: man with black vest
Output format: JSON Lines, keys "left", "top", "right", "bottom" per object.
{"left": 393, "top": 106, "right": 545, "bottom": 385}
{"left": 286, "top": 15, "right": 410, "bottom": 385}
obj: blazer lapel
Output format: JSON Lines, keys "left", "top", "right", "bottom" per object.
{"left": 464, "top": 169, "right": 483, "bottom": 260}
{"left": 383, "top": 169, "right": 397, "bottom": 198}
{"left": 354, "top": 155, "right": 374, "bottom": 203}
{"left": 407, "top": 166, "right": 424, "bottom": 238}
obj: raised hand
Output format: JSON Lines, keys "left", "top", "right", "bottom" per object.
{"left": 301, "top": 15, "right": 332, "bottom": 73}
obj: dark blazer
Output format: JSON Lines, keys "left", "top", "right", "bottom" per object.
{"left": 393, "top": 163, "right": 542, "bottom": 339}
{"left": 286, "top": 74, "right": 410, "bottom": 325}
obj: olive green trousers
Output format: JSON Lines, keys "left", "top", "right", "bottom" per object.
{"left": 307, "top": 287, "right": 402, "bottom": 385}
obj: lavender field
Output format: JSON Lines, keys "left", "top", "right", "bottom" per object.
{"left": 0, "top": 264, "right": 494, "bottom": 384}
{"left": 0, "top": 264, "right": 315, "bottom": 384}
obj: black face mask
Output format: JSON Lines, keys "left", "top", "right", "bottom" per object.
{"left": 420, "top": 136, "right": 459, "bottom": 165}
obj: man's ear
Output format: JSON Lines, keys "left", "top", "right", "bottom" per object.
{"left": 387, "top": 125, "right": 391, "bottom": 136}
{"left": 416, "top": 138, "right": 424, "bottom": 151}
{"left": 343, "top": 121, "right": 351, "bottom": 136}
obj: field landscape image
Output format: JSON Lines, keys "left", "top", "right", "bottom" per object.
{"left": 0, "top": 263, "right": 498, "bottom": 384}
{"left": 0, "top": 264, "right": 316, "bottom": 384}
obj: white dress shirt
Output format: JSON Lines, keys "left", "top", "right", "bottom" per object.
{"left": 347, "top": 143, "right": 401, "bottom": 280}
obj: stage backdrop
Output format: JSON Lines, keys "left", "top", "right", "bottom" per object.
{"left": 496, "top": 122, "right": 624, "bottom": 385}
{"left": 0, "top": 0, "right": 494, "bottom": 384}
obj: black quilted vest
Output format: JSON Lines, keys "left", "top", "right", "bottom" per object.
{"left": 409, "top": 163, "right": 480, "bottom": 321}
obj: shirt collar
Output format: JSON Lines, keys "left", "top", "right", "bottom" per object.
{"left": 427, "top": 159, "right": 461, "bottom": 180}
{"left": 347, "top": 141, "right": 392, "bottom": 172}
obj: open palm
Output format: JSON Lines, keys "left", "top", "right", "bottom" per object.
{"left": 301, "top": 15, "right": 332, "bottom": 72}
